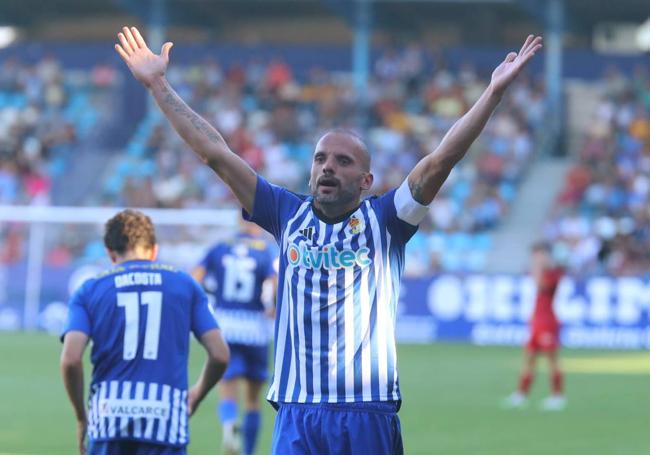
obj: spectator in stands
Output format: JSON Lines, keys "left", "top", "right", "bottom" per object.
{"left": 544, "top": 69, "right": 650, "bottom": 275}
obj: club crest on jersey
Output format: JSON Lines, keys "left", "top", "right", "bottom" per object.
{"left": 347, "top": 215, "right": 364, "bottom": 235}
{"left": 287, "top": 242, "right": 371, "bottom": 270}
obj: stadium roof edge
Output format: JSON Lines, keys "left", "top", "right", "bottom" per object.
{"left": 0, "top": 0, "right": 647, "bottom": 46}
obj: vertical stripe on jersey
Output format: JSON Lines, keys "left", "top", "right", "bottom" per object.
{"left": 287, "top": 267, "right": 307, "bottom": 402}
{"left": 281, "top": 202, "right": 312, "bottom": 402}
{"left": 143, "top": 383, "right": 157, "bottom": 440}
{"left": 287, "top": 212, "right": 313, "bottom": 402}
{"left": 294, "top": 230, "right": 309, "bottom": 403}
{"left": 327, "top": 223, "right": 342, "bottom": 403}
{"left": 168, "top": 388, "right": 181, "bottom": 444}
{"left": 285, "top": 255, "right": 298, "bottom": 402}
{"left": 367, "top": 205, "right": 389, "bottom": 401}
{"left": 267, "top": 200, "right": 311, "bottom": 403}
{"left": 317, "top": 222, "right": 333, "bottom": 402}
{"left": 133, "top": 381, "right": 145, "bottom": 438}
{"left": 388, "top": 235, "right": 402, "bottom": 401}
{"left": 342, "top": 221, "right": 356, "bottom": 402}
{"left": 334, "top": 224, "right": 347, "bottom": 400}
{"left": 384, "top": 231, "right": 396, "bottom": 399}
{"left": 179, "top": 390, "right": 188, "bottom": 444}
{"left": 98, "top": 381, "right": 108, "bottom": 438}
{"left": 308, "top": 220, "right": 327, "bottom": 402}
{"left": 362, "top": 203, "right": 381, "bottom": 402}
{"left": 267, "top": 277, "right": 290, "bottom": 402}
{"left": 107, "top": 381, "right": 119, "bottom": 437}
{"left": 349, "top": 217, "right": 364, "bottom": 400}
{"left": 119, "top": 381, "right": 132, "bottom": 437}
{"left": 156, "top": 384, "right": 171, "bottom": 442}
{"left": 302, "top": 224, "right": 316, "bottom": 403}
{"left": 360, "top": 261, "right": 373, "bottom": 402}
{"left": 369, "top": 288, "right": 380, "bottom": 402}
{"left": 89, "top": 384, "right": 99, "bottom": 438}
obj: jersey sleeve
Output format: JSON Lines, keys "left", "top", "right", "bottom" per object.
{"left": 242, "top": 175, "right": 303, "bottom": 242}
{"left": 61, "top": 282, "right": 92, "bottom": 341}
{"left": 375, "top": 179, "right": 429, "bottom": 245}
{"left": 191, "top": 279, "right": 220, "bottom": 338}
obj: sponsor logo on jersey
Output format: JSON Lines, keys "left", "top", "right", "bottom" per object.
{"left": 99, "top": 398, "right": 170, "bottom": 420}
{"left": 287, "top": 242, "right": 371, "bottom": 269}
{"left": 299, "top": 226, "right": 314, "bottom": 241}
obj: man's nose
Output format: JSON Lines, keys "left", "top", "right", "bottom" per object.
{"left": 322, "top": 157, "right": 336, "bottom": 173}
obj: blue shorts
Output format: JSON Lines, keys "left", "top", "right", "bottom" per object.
{"left": 223, "top": 343, "right": 268, "bottom": 382}
{"left": 88, "top": 440, "right": 185, "bottom": 455}
{"left": 271, "top": 402, "right": 403, "bottom": 455}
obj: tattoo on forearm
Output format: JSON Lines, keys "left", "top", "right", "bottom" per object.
{"left": 160, "top": 84, "right": 228, "bottom": 150}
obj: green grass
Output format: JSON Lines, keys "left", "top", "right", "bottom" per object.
{"left": 0, "top": 332, "right": 648, "bottom": 454}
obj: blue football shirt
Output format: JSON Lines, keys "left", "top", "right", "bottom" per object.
{"left": 200, "top": 234, "right": 276, "bottom": 346}
{"left": 243, "top": 175, "right": 423, "bottom": 406}
{"left": 62, "top": 260, "right": 218, "bottom": 447}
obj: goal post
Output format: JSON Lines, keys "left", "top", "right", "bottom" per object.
{"left": 0, "top": 205, "right": 240, "bottom": 331}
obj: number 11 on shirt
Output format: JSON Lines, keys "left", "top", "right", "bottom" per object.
{"left": 116, "top": 291, "right": 162, "bottom": 361}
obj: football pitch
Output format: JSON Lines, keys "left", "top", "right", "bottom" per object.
{"left": 0, "top": 332, "right": 647, "bottom": 455}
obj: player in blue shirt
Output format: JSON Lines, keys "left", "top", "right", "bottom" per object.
{"left": 192, "top": 221, "right": 277, "bottom": 455}
{"left": 60, "top": 209, "right": 230, "bottom": 455}
{"left": 116, "top": 26, "right": 542, "bottom": 454}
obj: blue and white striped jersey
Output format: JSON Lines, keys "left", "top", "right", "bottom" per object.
{"left": 62, "top": 260, "right": 219, "bottom": 447}
{"left": 199, "top": 235, "right": 277, "bottom": 346}
{"left": 244, "top": 176, "right": 426, "bottom": 405}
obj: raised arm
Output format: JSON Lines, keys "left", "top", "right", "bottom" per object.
{"left": 406, "top": 35, "right": 542, "bottom": 205}
{"left": 114, "top": 26, "right": 257, "bottom": 213}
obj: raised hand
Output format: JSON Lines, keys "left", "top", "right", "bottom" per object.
{"left": 114, "top": 26, "right": 173, "bottom": 88}
{"left": 491, "top": 35, "right": 542, "bottom": 96}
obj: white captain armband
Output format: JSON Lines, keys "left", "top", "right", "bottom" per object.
{"left": 394, "top": 179, "right": 430, "bottom": 226}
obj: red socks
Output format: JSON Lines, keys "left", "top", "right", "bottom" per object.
{"left": 518, "top": 372, "right": 533, "bottom": 395}
{"left": 551, "top": 371, "right": 563, "bottom": 395}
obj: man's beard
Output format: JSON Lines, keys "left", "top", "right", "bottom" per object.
{"left": 312, "top": 184, "right": 357, "bottom": 207}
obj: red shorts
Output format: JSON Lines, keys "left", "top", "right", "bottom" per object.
{"left": 526, "top": 325, "right": 559, "bottom": 352}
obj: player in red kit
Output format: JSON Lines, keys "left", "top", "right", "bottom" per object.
{"left": 504, "top": 242, "right": 566, "bottom": 411}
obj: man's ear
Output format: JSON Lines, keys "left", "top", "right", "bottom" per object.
{"left": 150, "top": 244, "right": 159, "bottom": 261}
{"left": 361, "top": 172, "right": 374, "bottom": 191}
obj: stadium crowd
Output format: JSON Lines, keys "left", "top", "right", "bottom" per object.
{"left": 0, "top": 56, "right": 117, "bottom": 264}
{"left": 0, "top": 57, "right": 115, "bottom": 204}
{"left": 3, "top": 47, "right": 647, "bottom": 277}
{"left": 543, "top": 67, "right": 650, "bottom": 275}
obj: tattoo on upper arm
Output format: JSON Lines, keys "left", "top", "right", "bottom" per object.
{"left": 409, "top": 178, "right": 426, "bottom": 204}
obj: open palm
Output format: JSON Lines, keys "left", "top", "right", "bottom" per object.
{"left": 491, "top": 35, "right": 542, "bottom": 95}
{"left": 114, "top": 26, "right": 173, "bottom": 88}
